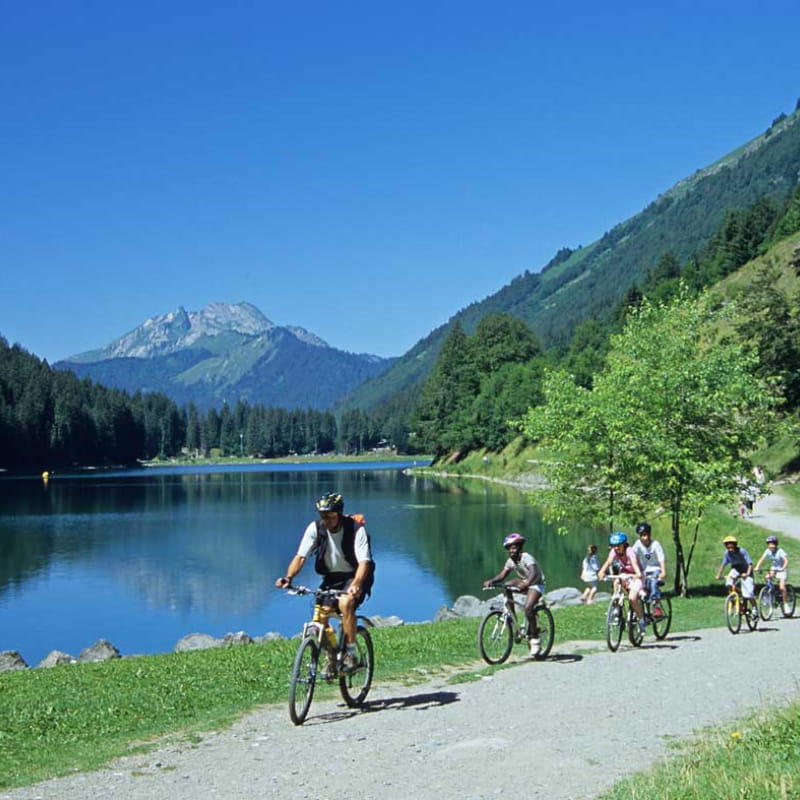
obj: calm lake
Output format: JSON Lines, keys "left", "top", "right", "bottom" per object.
{"left": 0, "top": 462, "right": 599, "bottom": 665}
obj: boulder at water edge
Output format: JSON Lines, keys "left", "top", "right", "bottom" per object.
{"left": 0, "top": 650, "right": 28, "bottom": 672}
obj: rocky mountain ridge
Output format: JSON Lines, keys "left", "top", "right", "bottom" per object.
{"left": 55, "top": 301, "right": 392, "bottom": 410}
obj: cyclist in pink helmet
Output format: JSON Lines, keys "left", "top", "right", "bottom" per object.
{"left": 483, "top": 532, "right": 546, "bottom": 657}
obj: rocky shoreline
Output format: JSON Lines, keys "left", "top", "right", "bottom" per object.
{"left": 0, "top": 585, "right": 597, "bottom": 673}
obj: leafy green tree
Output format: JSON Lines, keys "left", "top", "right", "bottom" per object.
{"left": 471, "top": 313, "right": 541, "bottom": 372}
{"left": 520, "top": 287, "right": 785, "bottom": 595}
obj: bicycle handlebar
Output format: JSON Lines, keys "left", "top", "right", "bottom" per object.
{"left": 285, "top": 585, "right": 348, "bottom": 599}
{"left": 482, "top": 583, "right": 523, "bottom": 592}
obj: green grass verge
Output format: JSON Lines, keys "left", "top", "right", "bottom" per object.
{"left": 598, "top": 702, "right": 800, "bottom": 800}
{"left": 0, "top": 592, "right": 732, "bottom": 790}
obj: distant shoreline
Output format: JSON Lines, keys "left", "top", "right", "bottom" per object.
{"left": 140, "top": 452, "right": 431, "bottom": 468}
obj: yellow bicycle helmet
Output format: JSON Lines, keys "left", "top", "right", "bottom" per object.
{"left": 722, "top": 535, "right": 738, "bottom": 545}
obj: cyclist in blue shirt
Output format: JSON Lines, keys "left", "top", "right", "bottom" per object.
{"left": 715, "top": 535, "right": 757, "bottom": 617}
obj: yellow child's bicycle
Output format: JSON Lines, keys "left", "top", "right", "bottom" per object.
{"left": 285, "top": 586, "right": 374, "bottom": 725}
{"left": 724, "top": 575, "right": 759, "bottom": 634}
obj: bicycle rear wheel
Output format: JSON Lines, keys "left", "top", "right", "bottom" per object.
{"left": 758, "top": 585, "right": 774, "bottom": 621}
{"left": 782, "top": 584, "right": 796, "bottom": 617}
{"left": 627, "top": 607, "right": 644, "bottom": 647}
{"left": 651, "top": 595, "right": 672, "bottom": 640}
{"left": 478, "top": 610, "right": 514, "bottom": 664}
{"left": 289, "top": 636, "right": 319, "bottom": 725}
{"left": 532, "top": 605, "right": 555, "bottom": 660}
{"left": 606, "top": 600, "right": 624, "bottom": 652}
{"left": 725, "top": 593, "right": 741, "bottom": 634}
{"left": 339, "top": 624, "right": 374, "bottom": 707}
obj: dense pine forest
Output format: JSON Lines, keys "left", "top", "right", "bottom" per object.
{"left": 0, "top": 341, "right": 384, "bottom": 470}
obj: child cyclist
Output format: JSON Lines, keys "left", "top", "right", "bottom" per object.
{"left": 754, "top": 535, "right": 790, "bottom": 606}
{"left": 597, "top": 531, "right": 647, "bottom": 633}
{"left": 483, "top": 533, "right": 546, "bottom": 658}
{"left": 715, "top": 535, "right": 757, "bottom": 616}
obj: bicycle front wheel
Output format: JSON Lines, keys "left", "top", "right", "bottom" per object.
{"left": 532, "top": 605, "right": 555, "bottom": 660}
{"left": 606, "top": 600, "right": 624, "bottom": 652}
{"left": 339, "top": 624, "right": 374, "bottom": 708}
{"left": 782, "top": 584, "right": 796, "bottom": 617}
{"left": 289, "top": 636, "right": 319, "bottom": 725}
{"left": 652, "top": 596, "right": 672, "bottom": 640}
{"left": 478, "top": 610, "right": 514, "bottom": 664}
{"left": 745, "top": 599, "right": 759, "bottom": 631}
{"left": 758, "top": 585, "right": 774, "bottom": 621}
{"left": 725, "top": 593, "right": 741, "bottom": 634}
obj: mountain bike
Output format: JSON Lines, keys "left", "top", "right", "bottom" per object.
{"left": 604, "top": 577, "right": 645, "bottom": 651}
{"left": 640, "top": 577, "right": 673, "bottom": 640}
{"left": 723, "top": 575, "right": 759, "bottom": 634}
{"left": 478, "top": 584, "right": 555, "bottom": 664}
{"left": 285, "top": 586, "right": 374, "bottom": 725}
{"left": 756, "top": 569, "right": 796, "bottom": 620}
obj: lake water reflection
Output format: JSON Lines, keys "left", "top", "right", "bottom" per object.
{"left": 0, "top": 462, "right": 600, "bottom": 665}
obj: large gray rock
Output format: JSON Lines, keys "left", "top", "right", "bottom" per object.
{"left": 77, "top": 639, "right": 121, "bottom": 663}
{"left": 434, "top": 605, "right": 460, "bottom": 622}
{"left": 223, "top": 631, "right": 254, "bottom": 646}
{"left": 452, "top": 595, "right": 489, "bottom": 617}
{"left": 0, "top": 650, "right": 28, "bottom": 672}
{"left": 369, "top": 614, "right": 404, "bottom": 627}
{"left": 545, "top": 587, "right": 583, "bottom": 607}
{"left": 37, "top": 650, "right": 76, "bottom": 668}
{"left": 254, "top": 632, "right": 285, "bottom": 643}
{"left": 174, "top": 633, "right": 222, "bottom": 652}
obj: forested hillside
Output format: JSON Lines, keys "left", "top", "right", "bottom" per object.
{"left": 345, "top": 106, "right": 800, "bottom": 416}
{"left": 405, "top": 185, "right": 800, "bottom": 458}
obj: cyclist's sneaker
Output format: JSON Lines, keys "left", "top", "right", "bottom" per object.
{"left": 341, "top": 651, "right": 361, "bottom": 674}
{"left": 652, "top": 602, "right": 664, "bottom": 619}
{"left": 528, "top": 638, "right": 541, "bottom": 657}
{"left": 638, "top": 618, "right": 647, "bottom": 633}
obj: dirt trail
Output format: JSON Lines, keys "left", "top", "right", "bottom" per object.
{"left": 3, "top": 489, "right": 799, "bottom": 800}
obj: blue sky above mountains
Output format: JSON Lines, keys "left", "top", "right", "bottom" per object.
{"left": 3, "top": 1, "right": 800, "bottom": 363}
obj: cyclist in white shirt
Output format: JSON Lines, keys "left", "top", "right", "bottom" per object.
{"left": 632, "top": 522, "right": 667, "bottom": 617}
{"left": 754, "top": 535, "right": 790, "bottom": 605}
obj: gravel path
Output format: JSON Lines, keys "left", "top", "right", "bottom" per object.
{"left": 4, "top": 490, "right": 800, "bottom": 800}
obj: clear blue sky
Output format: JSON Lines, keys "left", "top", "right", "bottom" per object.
{"left": 3, "top": 1, "right": 800, "bottom": 363}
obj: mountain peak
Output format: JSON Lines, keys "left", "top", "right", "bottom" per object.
{"left": 69, "top": 301, "right": 279, "bottom": 361}
{"left": 189, "top": 301, "right": 274, "bottom": 338}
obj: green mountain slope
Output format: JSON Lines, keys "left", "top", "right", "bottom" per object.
{"left": 345, "top": 109, "right": 800, "bottom": 412}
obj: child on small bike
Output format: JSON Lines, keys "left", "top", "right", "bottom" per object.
{"left": 754, "top": 535, "right": 790, "bottom": 605}
{"left": 597, "top": 531, "right": 646, "bottom": 633}
{"left": 715, "top": 535, "right": 757, "bottom": 615}
{"left": 483, "top": 532, "right": 546, "bottom": 658}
